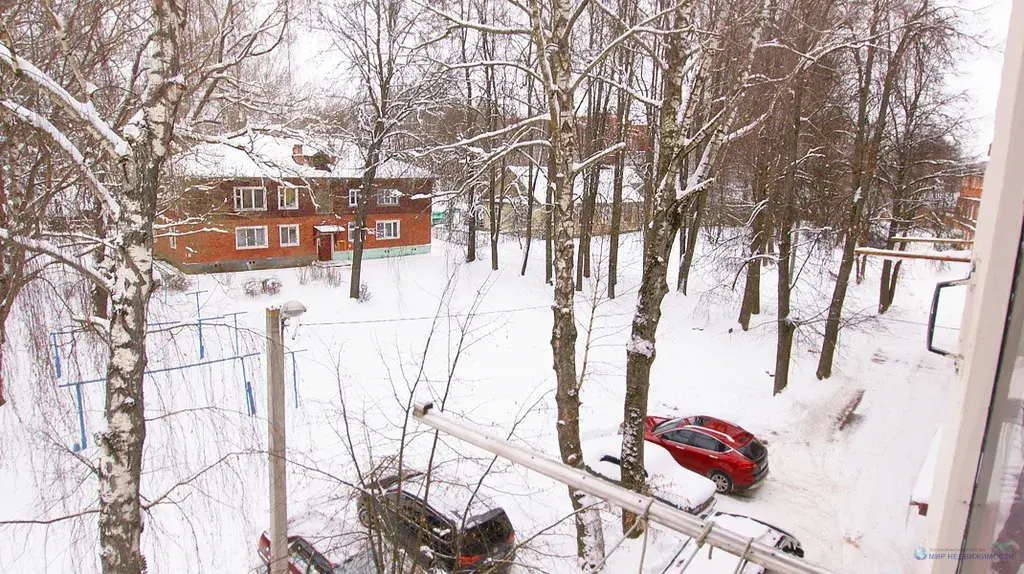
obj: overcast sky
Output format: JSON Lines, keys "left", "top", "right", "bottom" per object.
{"left": 287, "top": 1, "right": 1013, "bottom": 158}
{"left": 951, "top": 0, "right": 1013, "bottom": 157}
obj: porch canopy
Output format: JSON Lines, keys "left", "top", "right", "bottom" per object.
{"left": 314, "top": 225, "right": 346, "bottom": 234}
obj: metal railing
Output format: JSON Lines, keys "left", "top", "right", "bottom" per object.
{"left": 411, "top": 403, "right": 834, "bottom": 574}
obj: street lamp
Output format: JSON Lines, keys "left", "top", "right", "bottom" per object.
{"left": 267, "top": 301, "right": 305, "bottom": 574}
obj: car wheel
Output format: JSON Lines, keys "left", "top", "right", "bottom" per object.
{"left": 358, "top": 505, "right": 372, "bottom": 528}
{"left": 707, "top": 470, "right": 733, "bottom": 493}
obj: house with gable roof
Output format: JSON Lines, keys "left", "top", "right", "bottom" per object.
{"left": 157, "top": 133, "right": 434, "bottom": 273}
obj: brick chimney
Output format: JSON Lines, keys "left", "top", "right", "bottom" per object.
{"left": 292, "top": 144, "right": 306, "bottom": 165}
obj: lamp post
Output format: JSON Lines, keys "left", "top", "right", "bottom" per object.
{"left": 267, "top": 300, "right": 306, "bottom": 574}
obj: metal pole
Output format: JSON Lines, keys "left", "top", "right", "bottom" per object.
{"left": 267, "top": 307, "right": 288, "bottom": 574}
{"left": 73, "top": 383, "right": 86, "bottom": 451}
{"left": 196, "top": 291, "right": 205, "bottom": 359}
{"left": 411, "top": 403, "right": 834, "bottom": 574}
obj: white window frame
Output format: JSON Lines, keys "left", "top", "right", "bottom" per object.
{"left": 278, "top": 185, "right": 304, "bottom": 210}
{"left": 279, "top": 224, "right": 300, "bottom": 247}
{"left": 235, "top": 226, "right": 268, "bottom": 250}
{"left": 169, "top": 234, "right": 177, "bottom": 249}
{"left": 348, "top": 189, "right": 359, "bottom": 207}
{"left": 376, "top": 220, "right": 400, "bottom": 240}
{"left": 376, "top": 188, "right": 400, "bottom": 206}
{"left": 347, "top": 222, "right": 366, "bottom": 243}
{"left": 233, "top": 186, "right": 267, "bottom": 211}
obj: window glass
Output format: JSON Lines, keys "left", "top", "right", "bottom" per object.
{"left": 169, "top": 234, "right": 177, "bottom": 249}
{"left": 376, "top": 220, "right": 400, "bottom": 240}
{"left": 235, "top": 226, "right": 268, "bottom": 249}
{"left": 280, "top": 225, "right": 299, "bottom": 247}
{"left": 233, "top": 186, "right": 266, "bottom": 211}
{"left": 661, "top": 429, "right": 695, "bottom": 446}
{"left": 377, "top": 188, "right": 400, "bottom": 205}
{"left": 690, "top": 433, "right": 727, "bottom": 452}
{"left": 279, "top": 186, "right": 301, "bottom": 210}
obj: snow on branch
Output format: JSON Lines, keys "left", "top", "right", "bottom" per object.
{"left": 572, "top": 142, "right": 626, "bottom": 176}
{"left": 417, "top": 2, "right": 532, "bottom": 36}
{"left": 577, "top": 0, "right": 695, "bottom": 91}
{"left": 0, "top": 44, "right": 129, "bottom": 158}
{"left": 411, "top": 114, "right": 549, "bottom": 157}
{"left": 0, "top": 229, "right": 111, "bottom": 290}
{"left": 1, "top": 100, "right": 121, "bottom": 221}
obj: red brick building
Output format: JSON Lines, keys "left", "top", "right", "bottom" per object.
{"left": 952, "top": 160, "right": 987, "bottom": 238}
{"left": 158, "top": 134, "right": 434, "bottom": 273}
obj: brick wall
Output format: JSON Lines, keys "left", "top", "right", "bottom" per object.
{"left": 157, "top": 176, "right": 433, "bottom": 270}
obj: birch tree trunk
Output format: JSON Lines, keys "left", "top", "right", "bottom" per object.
{"left": 621, "top": 0, "right": 764, "bottom": 534}
{"left": 99, "top": 1, "right": 184, "bottom": 570}
{"left": 530, "top": 0, "right": 604, "bottom": 566}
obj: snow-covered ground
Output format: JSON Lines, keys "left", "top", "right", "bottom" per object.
{"left": 0, "top": 232, "right": 968, "bottom": 573}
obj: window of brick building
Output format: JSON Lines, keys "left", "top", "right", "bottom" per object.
{"left": 376, "top": 188, "right": 400, "bottom": 206}
{"left": 279, "top": 186, "right": 303, "bottom": 210}
{"left": 376, "top": 220, "right": 400, "bottom": 240}
{"left": 236, "top": 226, "right": 268, "bottom": 249}
{"left": 233, "top": 186, "right": 266, "bottom": 211}
{"left": 280, "top": 224, "right": 300, "bottom": 247}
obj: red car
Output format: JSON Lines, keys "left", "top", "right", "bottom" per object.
{"left": 634, "top": 415, "right": 768, "bottom": 493}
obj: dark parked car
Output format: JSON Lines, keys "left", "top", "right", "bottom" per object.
{"left": 257, "top": 532, "right": 336, "bottom": 574}
{"left": 636, "top": 415, "right": 768, "bottom": 493}
{"left": 357, "top": 469, "right": 516, "bottom": 573}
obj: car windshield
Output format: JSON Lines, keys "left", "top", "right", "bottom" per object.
{"left": 652, "top": 418, "right": 681, "bottom": 433}
{"left": 737, "top": 438, "right": 766, "bottom": 461}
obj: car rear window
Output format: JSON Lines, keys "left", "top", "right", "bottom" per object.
{"left": 737, "top": 439, "right": 766, "bottom": 461}
{"left": 462, "top": 509, "right": 514, "bottom": 555}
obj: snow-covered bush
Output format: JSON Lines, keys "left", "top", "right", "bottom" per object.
{"left": 262, "top": 278, "right": 282, "bottom": 295}
{"left": 242, "top": 277, "right": 281, "bottom": 297}
{"left": 242, "top": 279, "right": 263, "bottom": 297}
{"left": 358, "top": 282, "right": 371, "bottom": 302}
{"left": 163, "top": 271, "right": 192, "bottom": 292}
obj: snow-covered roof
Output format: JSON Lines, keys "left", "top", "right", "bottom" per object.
{"left": 313, "top": 224, "right": 346, "bottom": 233}
{"left": 174, "top": 133, "right": 433, "bottom": 180}
{"left": 506, "top": 165, "right": 644, "bottom": 205}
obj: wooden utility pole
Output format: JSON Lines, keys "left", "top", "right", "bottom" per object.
{"left": 266, "top": 306, "right": 288, "bottom": 574}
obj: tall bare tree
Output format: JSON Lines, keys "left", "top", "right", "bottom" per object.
{"left": 320, "top": 0, "right": 448, "bottom": 299}
{"left": 620, "top": 0, "right": 766, "bottom": 532}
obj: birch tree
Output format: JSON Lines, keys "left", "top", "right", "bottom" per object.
{"left": 619, "top": 0, "right": 766, "bottom": 532}
{"left": 1, "top": 0, "right": 184, "bottom": 568}
{"left": 0, "top": 0, "right": 289, "bottom": 569}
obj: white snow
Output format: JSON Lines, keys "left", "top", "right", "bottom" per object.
{"left": 174, "top": 132, "right": 432, "bottom": 180}
{"left": 0, "top": 231, "right": 969, "bottom": 573}
{"left": 626, "top": 335, "right": 656, "bottom": 358}
{"left": 581, "top": 434, "right": 717, "bottom": 513}
{"left": 911, "top": 428, "right": 943, "bottom": 508}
